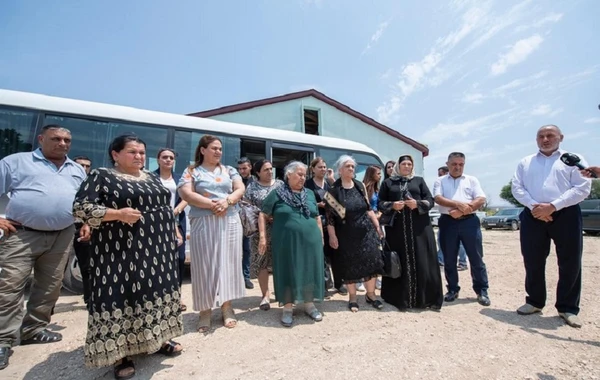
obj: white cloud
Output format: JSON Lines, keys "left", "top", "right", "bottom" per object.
{"left": 515, "top": 12, "right": 563, "bottom": 32}
{"left": 584, "top": 117, "right": 600, "bottom": 124}
{"left": 362, "top": 20, "right": 392, "bottom": 55}
{"left": 530, "top": 104, "right": 563, "bottom": 117}
{"left": 567, "top": 131, "right": 590, "bottom": 140}
{"left": 494, "top": 70, "right": 548, "bottom": 95}
{"left": 462, "top": 92, "right": 484, "bottom": 104}
{"left": 490, "top": 34, "right": 544, "bottom": 75}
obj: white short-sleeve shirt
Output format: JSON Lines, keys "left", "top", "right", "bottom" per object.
{"left": 432, "top": 174, "right": 486, "bottom": 215}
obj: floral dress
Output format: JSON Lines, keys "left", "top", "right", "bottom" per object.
{"left": 243, "top": 179, "right": 283, "bottom": 278}
{"left": 73, "top": 168, "right": 183, "bottom": 368}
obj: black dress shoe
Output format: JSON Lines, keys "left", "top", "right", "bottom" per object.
{"left": 0, "top": 347, "right": 11, "bottom": 370}
{"left": 244, "top": 279, "right": 254, "bottom": 289}
{"left": 444, "top": 290, "right": 459, "bottom": 302}
{"left": 477, "top": 291, "right": 491, "bottom": 306}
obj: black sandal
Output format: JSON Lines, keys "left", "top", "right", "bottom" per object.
{"left": 366, "top": 295, "right": 384, "bottom": 310}
{"left": 20, "top": 329, "right": 62, "bottom": 345}
{"left": 158, "top": 340, "right": 183, "bottom": 356}
{"left": 348, "top": 301, "right": 359, "bottom": 313}
{"left": 114, "top": 357, "right": 135, "bottom": 380}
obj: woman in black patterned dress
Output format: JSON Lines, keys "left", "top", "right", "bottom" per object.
{"left": 324, "top": 155, "right": 384, "bottom": 312}
{"left": 378, "top": 155, "right": 443, "bottom": 311}
{"left": 73, "top": 135, "right": 184, "bottom": 379}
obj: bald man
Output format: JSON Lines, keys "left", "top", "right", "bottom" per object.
{"left": 511, "top": 125, "right": 591, "bottom": 328}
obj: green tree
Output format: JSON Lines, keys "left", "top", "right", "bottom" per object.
{"left": 588, "top": 179, "right": 600, "bottom": 199}
{"left": 499, "top": 180, "right": 522, "bottom": 207}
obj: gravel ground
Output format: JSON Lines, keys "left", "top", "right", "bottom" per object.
{"left": 3, "top": 230, "right": 600, "bottom": 380}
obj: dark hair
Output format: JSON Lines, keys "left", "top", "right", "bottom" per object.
{"left": 237, "top": 157, "right": 251, "bottom": 166}
{"left": 363, "top": 165, "right": 382, "bottom": 200}
{"left": 384, "top": 160, "right": 395, "bottom": 179}
{"left": 41, "top": 124, "right": 70, "bottom": 134}
{"left": 108, "top": 134, "right": 146, "bottom": 165}
{"left": 157, "top": 148, "right": 177, "bottom": 160}
{"left": 190, "top": 135, "right": 222, "bottom": 169}
{"left": 253, "top": 159, "right": 271, "bottom": 175}
{"left": 310, "top": 156, "right": 325, "bottom": 169}
{"left": 438, "top": 166, "right": 449, "bottom": 174}
{"left": 73, "top": 155, "right": 91, "bottom": 162}
{"left": 447, "top": 152, "right": 466, "bottom": 161}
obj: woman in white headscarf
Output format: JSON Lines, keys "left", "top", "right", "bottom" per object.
{"left": 378, "top": 155, "right": 443, "bottom": 311}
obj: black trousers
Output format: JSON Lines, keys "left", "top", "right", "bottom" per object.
{"left": 73, "top": 237, "right": 92, "bottom": 305}
{"left": 519, "top": 206, "right": 583, "bottom": 315}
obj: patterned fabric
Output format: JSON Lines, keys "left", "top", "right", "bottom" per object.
{"left": 276, "top": 183, "right": 311, "bottom": 218}
{"left": 189, "top": 214, "right": 244, "bottom": 311}
{"left": 244, "top": 179, "right": 283, "bottom": 278}
{"left": 73, "top": 168, "right": 183, "bottom": 368}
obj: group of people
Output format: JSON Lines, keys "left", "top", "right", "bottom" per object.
{"left": 0, "top": 123, "right": 594, "bottom": 379}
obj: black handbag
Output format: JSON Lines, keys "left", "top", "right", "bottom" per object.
{"left": 380, "top": 238, "right": 401, "bottom": 279}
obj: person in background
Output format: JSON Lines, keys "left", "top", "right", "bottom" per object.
{"left": 433, "top": 152, "right": 491, "bottom": 307}
{"left": 243, "top": 159, "right": 283, "bottom": 310}
{"left": 378, "top": 155, "right": 443, "bottom": 311}
{"left": 384, "top": 160, "right": 395, "bottom": 180}
{"left": 0, "top": 125, "right": 86, "bottom": 372}
{"left": 73, "top": 134, "right": 184, "bottom": 378}
{"left": 178, "top": 135, "right": 246, "bottom": 332}
{"left": 237, "top": 157, "right": 254, "bottom": 290}
{"left": 154, "top": 148, "right": 188, "bottom": 311}
{"left": 511, "top": 125, "right": 591, "bottom": 328}
{"left": 72, "top": 155, "right": 93, "bottom": 306}
{"left": 436, "top": 166, "right": 468, "bottom": 271}
{"left": 325, "top": 155, "right": 384, "bottom": 313}
{"left": 305, "top": 157, "right": 347, "bottom": 295}
{"left": 362, "top": 165, "right": 382, "bottom": 290}
{"left": 259, "top": 161, "right": 324, "bottom": 327}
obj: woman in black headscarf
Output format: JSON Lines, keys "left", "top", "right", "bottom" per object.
{"left": 378, "top": 155, "right": 443, "bottom": 311}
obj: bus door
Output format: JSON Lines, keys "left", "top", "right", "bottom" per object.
{"left": 271, "top": 143, "right": 313, "bottom": 180}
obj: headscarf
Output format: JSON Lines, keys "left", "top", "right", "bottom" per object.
{"left": 390, "top": 154, "right": 415, "bottom": 181}
{"left": 276, "top": 181, "right": 311, "bottom": 219}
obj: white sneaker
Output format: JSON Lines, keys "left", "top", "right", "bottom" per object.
{"left": 558, "top": 312, "right": 582, "bottom": 328}
{"left": 516, "top": 303, "right": 542, "bottom": 315}
{"left": 356, "top": 282, "right": 366, "bottom": 292}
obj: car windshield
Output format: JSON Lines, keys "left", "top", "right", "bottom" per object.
{"left": 494, "top": 209, "right": 520, "bottom": 216}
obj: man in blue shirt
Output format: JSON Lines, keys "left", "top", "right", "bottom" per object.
{"left": 0, "top": 125, "right": 86, "bottom": 371}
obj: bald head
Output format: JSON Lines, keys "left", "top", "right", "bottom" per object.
{"left": 536, "top": 124, "right": 563, "bottom": 156}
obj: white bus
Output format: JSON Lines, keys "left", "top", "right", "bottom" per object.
{"left": 0, "top": 89, "right": 384, "bottom": 293}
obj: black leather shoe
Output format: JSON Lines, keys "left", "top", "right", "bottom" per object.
{"left": 0, "top": 347, "right": 11, "bottom": 370}
{"left": 444, "top": 290, "right": 459, "bottom": 302}
{"left": 244, "top": 279, "right": 254, "bottom": 289}
{"left": 477, "top": 291, "right": 491, "bottom": 306}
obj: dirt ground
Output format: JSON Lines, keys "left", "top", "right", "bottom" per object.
{"left": 3, "top": 230, "right": 600, "bottom": 380}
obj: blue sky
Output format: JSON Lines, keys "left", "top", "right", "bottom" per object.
{"left": 1, "top": 0, "right": 598, "bottom": 205}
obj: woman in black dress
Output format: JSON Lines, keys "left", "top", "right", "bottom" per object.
{"left": 378, "top": 155, "right": 443, "bottom": 311}
{"left": 325, "top": 155, "right": 384, "bottom": 312}
{"left": 73, "top": 135, "right": 184, "bottom": 379}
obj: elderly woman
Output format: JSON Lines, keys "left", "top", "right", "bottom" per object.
{"left": 73, "top": 134, "right": 183, "bottom": 380}
{"left": 177, "top": 135, "right": 245, "bottom": 332}
{"left": 325, "top": 155, "right": 384, "bottom": 312}
{"left": 378, "top": 155, "right": 443, "bottom": 311}
{"left": 153, "top": 148, "right": 188, "bottom": 311}
{"left": 258, "top": 161, "right": 324, "bottom": 327}
{"left": 243, "top": 159, "right": 283, "bottom": 310}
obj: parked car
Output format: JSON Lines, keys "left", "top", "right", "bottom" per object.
{"left": 581, "top": 199, "right": 600, "bottom": 236}
{"left": 482, "top": 207, "right": 524, "bottom": 231}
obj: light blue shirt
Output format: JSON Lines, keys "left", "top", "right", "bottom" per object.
{"left": 511, "top": 149, "right": 591, "bottom": 211}
{"left": 432, "top": 174, "right": 486, "bottom": 215}
{"left": 178, "top": 164, "right": 241, "bottom": 218}
{"left": 0, "top": 148, "right": 86, "bottom": 230}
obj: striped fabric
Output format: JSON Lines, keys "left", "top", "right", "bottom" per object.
{"left": 189, "top": 214, "right": 245, "bottom": 311}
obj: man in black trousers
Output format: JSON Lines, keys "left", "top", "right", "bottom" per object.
{"left": 511, "top": 125, "right": 591, "bottom": 328}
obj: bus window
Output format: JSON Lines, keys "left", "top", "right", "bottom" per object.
{"left": 0, "top": 107, "right": 36, "bottom": 159}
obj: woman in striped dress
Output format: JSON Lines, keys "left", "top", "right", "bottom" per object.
{"left": 177, "top": 135, "right": 246, "bottom": 332}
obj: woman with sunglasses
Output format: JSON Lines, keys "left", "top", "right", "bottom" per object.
{"left": 154, "top": 148, "right": 188, "bottom": 311}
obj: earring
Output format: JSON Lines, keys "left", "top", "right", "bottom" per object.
{"left": 115, "top": 161, "right": 119, "bottom": 167}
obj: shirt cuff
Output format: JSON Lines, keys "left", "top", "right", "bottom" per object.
{"left": 550, "top": 199, "right": 564, "bottom": 211}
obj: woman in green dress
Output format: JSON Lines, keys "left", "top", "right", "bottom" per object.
{"left": 258, "top": 161, "right": 325, "bottom": 327}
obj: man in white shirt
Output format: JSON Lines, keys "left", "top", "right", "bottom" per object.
{"left": 433, "top": 152, "right": 490, "bottom": 306}
{"left": 511, "top": 125, "right": 591, "bottom": 328}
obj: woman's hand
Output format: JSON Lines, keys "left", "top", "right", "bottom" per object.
{"left": 78, "top": 224, "right": 92, "bottom": 242}
{"left": 329, "top": 234, "right": 339, "bottom": 249}
{"left": 176, "top": 229, "right": 184, "bottom": 247}
{"left": 405, "top": 199, "right": 418, "bottom": 210}
{"left": 258, "top": 236, "right": 267, "bottom": 255}
{"left": 119, "top": 208, "right": 142, "bottom": 224}
{"left": 376, "top": 226, "right": 384, "bottom": 239}
{"left": 211, "top": 199, "right": 229, "bottom": 216}
{"left": 174, "top": 207, "right": 182, "bottom": 216}
{"left": 392, "top": 201, "right": 405, "bottom": 211}
{"left": 318, "top": 201, "right": 325, "bottom": 209}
